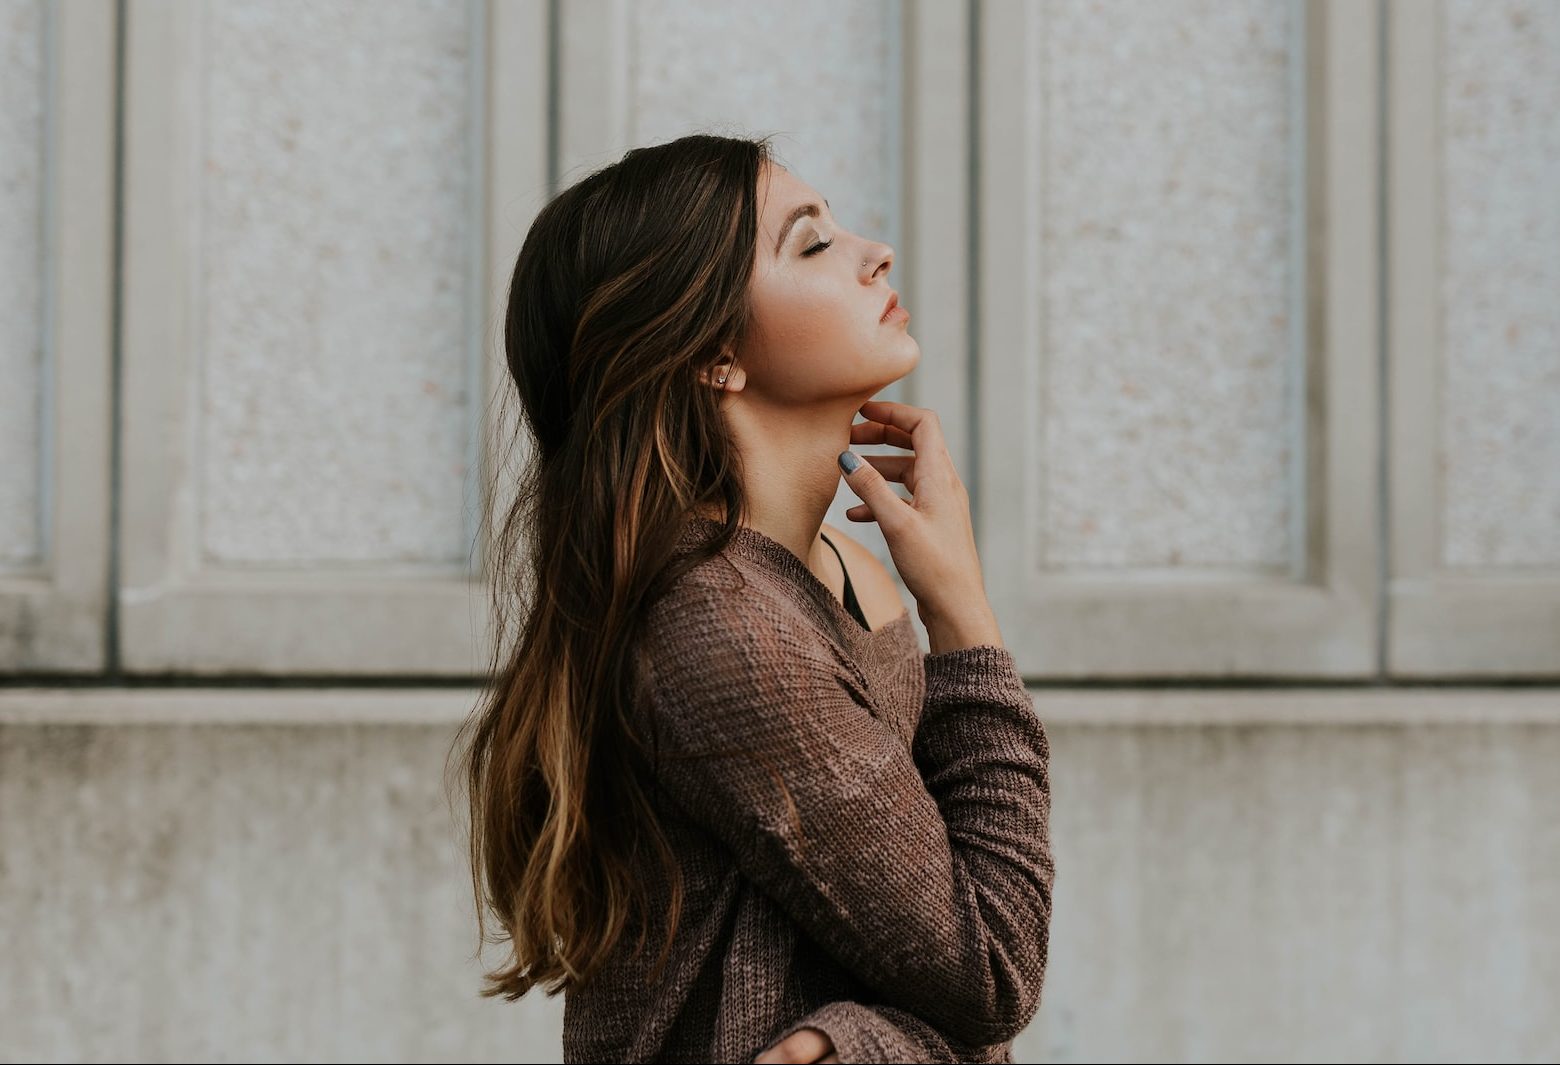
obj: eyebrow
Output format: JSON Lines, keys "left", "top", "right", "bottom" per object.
{"left": 774, "top": 197, "right": 831, "bottom": 256}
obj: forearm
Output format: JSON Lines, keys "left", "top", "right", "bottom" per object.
{"left": 643, "top": 584, "right": 1052, "bottom": 1046}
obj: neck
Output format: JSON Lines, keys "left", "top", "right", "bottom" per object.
{"left": 691, "top": 391, "right": 869, "bottom": 576}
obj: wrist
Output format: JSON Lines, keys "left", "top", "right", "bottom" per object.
{"left": 921, "top": 603, "right": 1003, "bottom": 654}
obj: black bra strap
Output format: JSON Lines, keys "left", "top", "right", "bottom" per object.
{"left": 818, "top": 532, "right": 871, "bottom": 631}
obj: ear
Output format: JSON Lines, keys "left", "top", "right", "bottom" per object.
{"left": 699, "top": 357, "right": 745, "bottom": 393}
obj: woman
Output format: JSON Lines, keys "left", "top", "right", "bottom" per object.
{"left": 448, "top": 133, "right": 1054, "bottom": 1063}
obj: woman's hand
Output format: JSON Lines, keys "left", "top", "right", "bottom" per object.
{"left": 838, "top": 399, "right": 1003, "bottom": 653}
{"left": 753, "top": 1025, "right": 840, "bottom": 1063}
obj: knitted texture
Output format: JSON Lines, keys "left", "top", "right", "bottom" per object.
{"left": 561, "top": 517, "right": 1054, "bottom": 1063}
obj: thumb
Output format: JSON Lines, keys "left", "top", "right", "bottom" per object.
{"left": 837, "top": 450, "right": 905, "bottom": 525}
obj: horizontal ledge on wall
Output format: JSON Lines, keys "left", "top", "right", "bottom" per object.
{"left": 1, "top": 687, "right": 1559, "bottom": 727}
{"left": 0, "top": 688, "right": 484, "bottom": 726}
{"left": 1028, "top": 688, "right": 1560, "bottom": 726}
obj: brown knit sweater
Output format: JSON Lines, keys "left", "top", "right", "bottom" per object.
{"left": 561, "top": 516, "right": 1054, "bottom": 1063}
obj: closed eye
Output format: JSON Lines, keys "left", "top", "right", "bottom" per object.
{"left": 802, "top": 238, "right": 833, "bottom": 257}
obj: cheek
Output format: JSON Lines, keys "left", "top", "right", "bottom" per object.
{"left": 743, "top": 269, "right": 896, "bottom": 398}
{"left": 759, "top": 278, "right": 867, "bottom": 362}
{"left": 763, "top": 288, "right": 834, "bottom": 353}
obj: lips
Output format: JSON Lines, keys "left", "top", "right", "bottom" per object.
{"left": 879, "top": 291, "right": 899, "bottom": 323}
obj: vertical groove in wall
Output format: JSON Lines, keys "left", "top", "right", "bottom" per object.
{"left": 894, "top": 0, "right": 914, "bottom": 415}
{"left": 1376, "top": 0, "right": 1391, "bottom": 678}
{"left": 1289, "top": 0, "right": 1308, "bottom": 585}
{"left": 106, "top": 0, "right": 126, "bottom": 679}
{"left": 887, "top": 0, "right": 905, "bottom": 404}
{"left": 965, "top": 0, "right": 981, "bottom": 534}
{"left": 463, "top": 0, "right": 486, "bottom": 572}
{"left": 38, "top": 3, "right": 58, "bottom": 573}
{"left": 546, "top": 0, "right": 560, "bottom": 198}
{"left": 38, "top": 5, "right": 56, "bottom": 569}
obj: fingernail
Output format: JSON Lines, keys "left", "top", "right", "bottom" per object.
{"left": 838, "top": 450, "right": 861, "bottom": 474}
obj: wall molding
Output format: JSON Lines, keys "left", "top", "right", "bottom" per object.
{"left": 3, "top": 685, "right": 1558, "bottom": 727}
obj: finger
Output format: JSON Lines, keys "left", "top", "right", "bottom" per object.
{"left": 754, "top": 1027, "right": 832, "bottom": 1064}
{"left": 860, "top": 453, "right": 918, "bottom": 487}
{"left": 838, "top": 450, "right": 913, "bottom": 532}
{"left": 857, "top": 400, "right": 950, "bottom": 464}
{"left": 845, "top": 476, "right": 912, "bottom": 521}
{"left": 850, "top": 418, "right": 916, "bottom": 451}
{"left": 801, "top": 1031, "right": 838, "bottom": 1064}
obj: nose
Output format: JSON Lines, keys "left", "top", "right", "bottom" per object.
{"left": 863, "top": 241, "right": 893, "bottom": 281}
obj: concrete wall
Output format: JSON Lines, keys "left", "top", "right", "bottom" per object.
{"left": 5, "top": 701, "right": 1560, "bottom": 1061}
{"left": 3, "top": 0, "right": 1557, "bottom": 1061}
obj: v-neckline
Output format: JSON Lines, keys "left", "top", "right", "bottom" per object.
{"left": 680, "top": 515, "right": 914, "bottom": 651}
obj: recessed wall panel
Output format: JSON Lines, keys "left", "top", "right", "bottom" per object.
{"left": 1039, "top": 0, "right": 1299, "bottom": 572}
{"left": 197, "top": 1, "right": 476, "bottom": 566}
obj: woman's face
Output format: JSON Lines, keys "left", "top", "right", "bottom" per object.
{"left": 730, "top": 162, "right": 920, "bottom": 403}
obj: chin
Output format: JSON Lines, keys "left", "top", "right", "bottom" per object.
{"left": 889, "top": 334, "right": 922, "bottom": 375}
{"left": 865, "top": 343, "right": 920, "bottom": 391}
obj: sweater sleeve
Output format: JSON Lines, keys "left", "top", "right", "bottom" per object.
{"left": 638, "top": 586, "right": 1054, "bottom": 1047}
{"left": 763, "top": 1000, "right": 964, "bottom": 1063}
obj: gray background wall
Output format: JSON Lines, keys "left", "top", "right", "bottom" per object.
{"left": 2, "top": 0, "right": 1557, "bottom": 1061}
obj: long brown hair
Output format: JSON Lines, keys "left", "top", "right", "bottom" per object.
{"left": 445, "top": 132, "right": 778, "bottom": 1001}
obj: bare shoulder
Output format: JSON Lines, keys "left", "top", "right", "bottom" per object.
{"left": 820, "top": 521, "right": 912, "bottom": 625}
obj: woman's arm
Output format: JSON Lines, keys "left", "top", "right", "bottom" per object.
{"left": 637, "top": 581, "right": 1054, "bottom": 1048}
